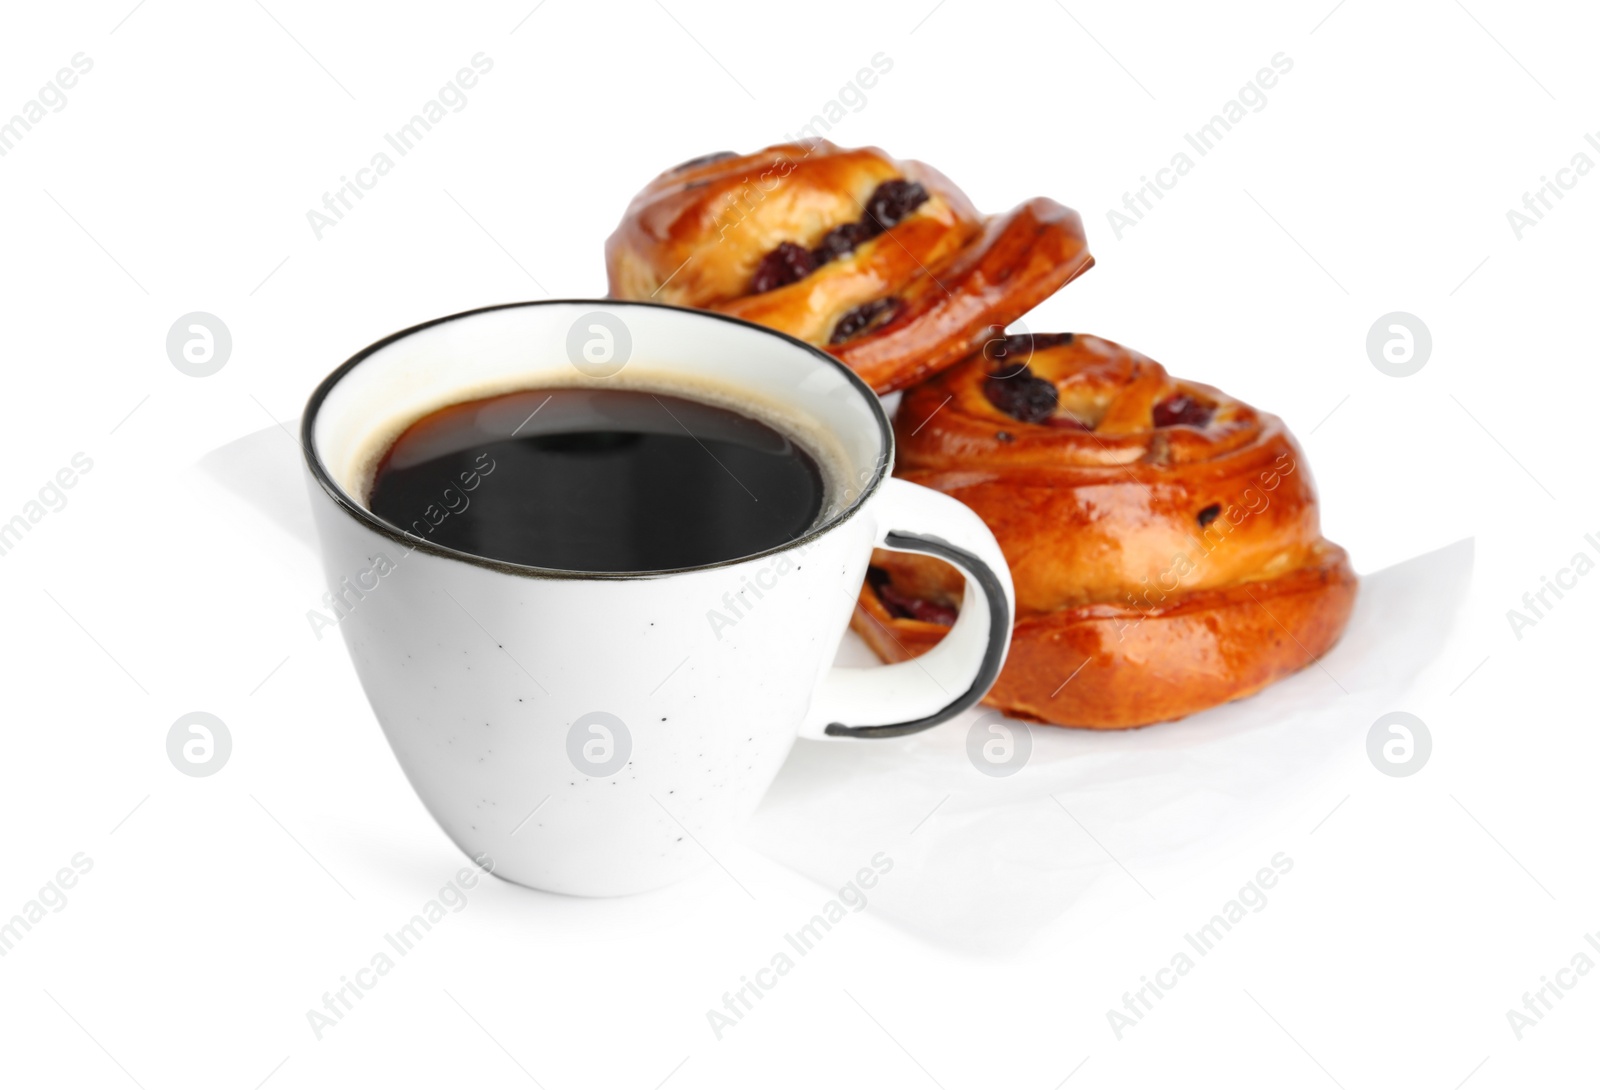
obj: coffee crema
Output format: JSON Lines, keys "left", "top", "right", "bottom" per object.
{"left": 368, "top": 386, "right": 828, "bottom": 572}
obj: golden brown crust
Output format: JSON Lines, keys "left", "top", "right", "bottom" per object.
{"left": 855, "top": 542, "right": 1357, "bottom": 729}
{"left": 604, "top": 141, "right": 1093, "bottom": 393}
{"left": 852, "top": 333, "right": 1358, "bottom": 729}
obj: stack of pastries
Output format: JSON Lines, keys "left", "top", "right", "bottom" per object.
{"left": 607, "top": 140, "right": 1356, "bottom": 729}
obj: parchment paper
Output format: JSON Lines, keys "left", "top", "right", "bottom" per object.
{"left": 746, "top": 541, "right": 1473, "bottom": 954}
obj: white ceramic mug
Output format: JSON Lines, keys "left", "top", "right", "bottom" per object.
{"left": 302, "top": 300, "right": 1013, "bottom": 896}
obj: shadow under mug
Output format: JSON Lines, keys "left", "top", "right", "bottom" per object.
{"left": 302, "top": 300, "right": 1014, "bottom": 896}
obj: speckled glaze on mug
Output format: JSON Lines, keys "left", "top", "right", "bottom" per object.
{"left": 303, "top": 300, "right": 1012, "bottom": 896}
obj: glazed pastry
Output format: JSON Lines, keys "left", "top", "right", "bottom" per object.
{"left": 851, "top": 333, "right": 1357, "bottom": 729}
{"left": 605, "top": 141, "right": 1093, "bottom": 393}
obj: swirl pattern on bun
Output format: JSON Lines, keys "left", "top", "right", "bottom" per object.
{"left": 605, "top": 141, "right": 1093, "bottom": 393}
{"left": 852, "top": 333, "right": 1358, "bottom": 728}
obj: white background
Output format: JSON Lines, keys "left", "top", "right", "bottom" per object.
{"left": 1, "top": 0, "right": 1595, "bottom": 1086}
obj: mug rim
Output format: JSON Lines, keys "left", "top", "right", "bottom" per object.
{"left": 301, "top": 298, "right": 894, "bottom": 581}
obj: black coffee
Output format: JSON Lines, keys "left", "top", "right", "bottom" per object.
{"left": 368, "top": 386, "right": 826, "bottom": 572}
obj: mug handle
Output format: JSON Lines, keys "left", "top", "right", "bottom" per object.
{"left": 801, "top": 477, "right": 1015, "bottom": 740}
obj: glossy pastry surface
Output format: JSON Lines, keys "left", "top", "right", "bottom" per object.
{"left": 605, "top": 141, "right": 1093, "bottom": 393}
{"left": 852, "top": 333, "right": 1358, "bottom": 728}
